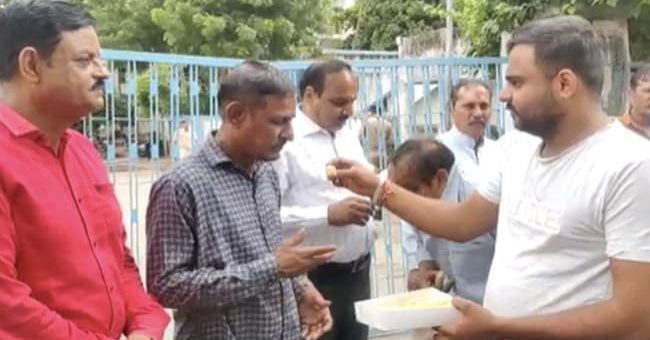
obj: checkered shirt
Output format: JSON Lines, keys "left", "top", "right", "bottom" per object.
{"left": 146, "top": 138, "right": 303, "bottom": 340}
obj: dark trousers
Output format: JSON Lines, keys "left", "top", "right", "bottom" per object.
{"left": 308, "top": 254, "right": 371, "bottom": 340}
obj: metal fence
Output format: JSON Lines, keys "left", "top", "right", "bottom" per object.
{"left": 88, "top": 49, "right": 507, "bottom": 336}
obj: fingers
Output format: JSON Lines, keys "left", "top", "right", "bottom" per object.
{"left": 311, "top": 250, "right": 337, "bottom": 263}
{"left": 352, "top": 198, "right": 372, "bottom": 213}
{"left": 302, "top": 312, "right": 332, "bottom": 340}
{"left": 451, "top": 296, "right": 473, "bottom": 313}
{"left": 351, "top": 198, "right": 372, "bottom": 226}
{"left": 303, "top": 287, "right": 331, "bottom": 308}
{"left": 352, "top": 214, "right": 369, "bottom": 226}
{"left": 433, "top": 325, "right": 453, "bottom": 340}
{"left": 297, "top": 246, "right": 336, "bottom": 270}
{"left": 355, "top": 219, "right": 369, "bottom": 227}
{"left": 321, "top": 311, "right": 333, "bottom": 333}
{"left": 304, "top": 326, "right": 321, "bottom": 340}
{"left": 302, "top": 324, "right": 321, "bottom": 340}
{"left": 433, "top": 334, "right": 451, "bottom": 340}
{"left": 296, "top": 245, "right": 337, "bottom": 258}
{"left": 336, "top": 168, "right": 380, "bottom": 197}
{"left": 311, "top": 310, "right": 333, "bottom": 339}
{"left": 310, "top": 298, "right": 331, "bottom": 310}
{"left": 332, "top": 167, "right": 356, "bottom": 179}
{"left": 328, "top": 157, "right": 356, "bottom": 169}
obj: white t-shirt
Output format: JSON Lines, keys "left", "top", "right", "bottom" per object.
{"left": 478, "top": 122, "right": 650, "bottom": 317}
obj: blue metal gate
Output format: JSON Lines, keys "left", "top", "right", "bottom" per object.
{"left": 86, "top": 49, "right": 507, "bottom": 337}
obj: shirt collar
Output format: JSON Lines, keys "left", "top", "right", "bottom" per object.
{"left": 202, "top": 137, "right": 263, "bottom": 175}
{"left": 449, "top": 126, "right": 484, "bottom": 150}
{"left": 0, "top": 101, "right": 40, "bottom": 137}
{"left": 294, "top": 105, "right": 337, "bottom": 139}
{"left": 0, "top": 101, "right": 73, "bottom": 154}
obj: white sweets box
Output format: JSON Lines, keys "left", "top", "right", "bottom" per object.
{"left": 354, "top": 287, "right": 460, "bottom": 331}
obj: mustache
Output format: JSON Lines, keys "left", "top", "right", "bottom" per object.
{"left": 91, "top": 80, "right": 105, "bottom": 91}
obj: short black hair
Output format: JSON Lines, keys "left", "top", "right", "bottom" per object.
{"left": 217, "top": 60, "right": 294, "bottom": 114}
{"left": 389, "top": 138, "right": 455, "bottom": 191}
{"left": 0, "top": 0, "right": 95, "bottom": 81}
{"left": 299, "top": 59, "right": 353, "bottom": 98}
{"left": 631, "top": 64, "right": 650, "bottom": 90}
{"left": 507, "top": 15, "right": 605, "bottom": 95}
{"left": 450, "top": 79, "right": 491, "bottom": 107}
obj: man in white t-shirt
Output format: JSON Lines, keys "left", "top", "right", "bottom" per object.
{"left": 328, "top": 15, "right": 650, "bottom": 340}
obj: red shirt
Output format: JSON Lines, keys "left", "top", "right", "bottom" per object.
{"left": 0, "top": 103, "right": 169, "bottom": 339}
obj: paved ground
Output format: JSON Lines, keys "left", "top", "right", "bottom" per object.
{"left": 110, "top": 159, "right": 418, "bottom": 339}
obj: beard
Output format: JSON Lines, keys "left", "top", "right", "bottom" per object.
{"left": 508, "top": 91, "right": 562, "bottom": 139}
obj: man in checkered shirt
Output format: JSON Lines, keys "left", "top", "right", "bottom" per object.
{"left": 146, "top": 61, "right": 336, "bottom": 340}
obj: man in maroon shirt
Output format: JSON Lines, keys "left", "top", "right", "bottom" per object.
{"left": 0, "top": 1, "right": 169, "bottom": 339}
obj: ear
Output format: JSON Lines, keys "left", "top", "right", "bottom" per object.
{"left": 302, "top": 85, "right": 317, "bottom": 102}
{"left": 555, "top": 69, "right": 578, "bottom": 99}
{"left": 223, "top": 101, "right": 247, "bottom": 127}
{"left": 17, "top": 47, "right": 42, "bottom": 84}
{"left": 429, "top": 168, "right": 449, "bottom": 198}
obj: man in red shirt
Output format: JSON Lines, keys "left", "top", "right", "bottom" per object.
{"left": 0, "top": 1, "right": 169, "bottom": 339}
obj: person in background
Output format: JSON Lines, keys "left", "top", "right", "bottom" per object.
{"left": 435, "top": 79, "right": 497, "bottom": 304}
{"left": 175, "top": 119, "right": 192, "bottom": 159}
{"left": 391, "top": 138, "right": 457, "bottom": 293}
{"left": 365, "top": 102, "right": 395, "bottom": 171}
{"left": 621, "top": 64, "right": 650, "bottom": 139}
{"left": 401, "top": 78, "right": 497, "bottom": 304}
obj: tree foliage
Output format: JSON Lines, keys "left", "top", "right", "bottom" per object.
{"left": 77, "top": 0, "right": 168, "bottom": 52}
{"left": 73, "top": 0, "right": 334, "bottom": 59}
{"left": 336, "top": 0, "right": 650, "bottom": 60}
{"left": 453, "top": 0, "right": 650, "bottom": 58}
{"left": 336, "top": 0, "right": 446, "bottom": 51}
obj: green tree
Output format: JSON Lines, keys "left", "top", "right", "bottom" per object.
{"left": 149, "top": 0, "right": 334, "bottom": 59}
{"left": 627, "top": 2, "right": 650, "bottom": 61}
{"left": 452, "top": 0, "right": 551, "bottom": 57}
{"left": 337, "top": 0, "right": 446, "bottom": 50}
{"left": 454, "top": 0, "right": 650, "bottom": 58}
{"left": 67, "top": 0, "right": 335, "bottom": 59}
{"left": 75, "top": 0, "right": 168, "bottom": 52}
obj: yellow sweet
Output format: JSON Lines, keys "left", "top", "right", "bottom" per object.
{"left": 378, "top": 291, "right": 451, "bottom": 310}
{"left": 325, "top": 165, "right": 337, "bottom": 179}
